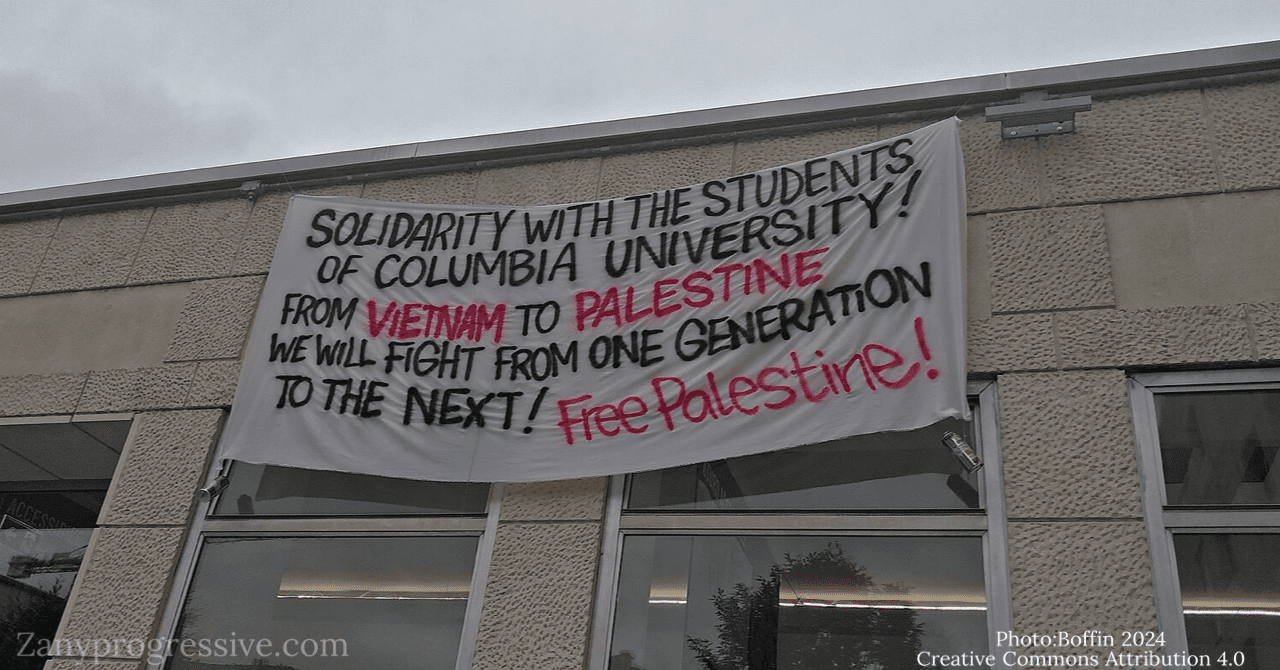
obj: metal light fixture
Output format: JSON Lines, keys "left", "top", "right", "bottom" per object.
{"left": 985, "top": 91, "right": 1093, "bottom": 139}
{"left": 942, "top": 431, "right": 983, "bottom": 473}
{"left": 194, "top": 459, "right": 232, "bottom": 501}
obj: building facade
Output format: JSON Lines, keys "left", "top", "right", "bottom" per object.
{"left": 2, "top": 41, "right": 1280, "bottom": 669}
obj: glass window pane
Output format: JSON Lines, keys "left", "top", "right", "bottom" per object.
{"left": 1, "top": 419, "right": 128, "bottom": 670}
{"left": 1174, "top": 534, "right": 1280, "bottom": 669}
{"left": 609, "top": 535, "right": 986, "bottom": 670}
{"left": 168, "top": 536, "right": 478, "bottom": 670}
{"left": 626, "top": 419, "right": 979, "bottom": 511}
{"left": 1155, "top": 391, "right": 1280, "bottom": 505}
{"left": 211, "top": 462, "right": 489, "bottom": 516}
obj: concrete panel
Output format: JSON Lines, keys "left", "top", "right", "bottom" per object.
{"left": 57, "top": 526, "right": 186, "bottom": 653}
{"left": 997, "top": 370, "right": 1143, "bottom": 518}
{"left": 361, "top": 171, "right": 478, "bottom": 204}
{"left": 599, "top": 143, "right": 735, "bottom": 198}
{"left": 0, "top": 284, "right": 189, "bottom": 377}
{"left": 500, "top": 478, "right": 608, "bottom": 521}
{"left": 967, "top": 214, "right": 993, "bottom": 321}
{"left": 1041, "top": 91, "right": 1221, "bottom": 206}
{"left": 958, "top": 115, "right": 1044, "bottom": 213}
{"left": 1007, "top": 521, "right": 1157, "bottom": 637}
{"left": 1204, "top": 81, "right": 1280, "bottom": 191}
{"left": 475, "top": 158, "right": 602, "bottom": 205}
{"left": 76, "top": 364, "right": 198, "bottom": 413}
{"left": 185, "top": 359, "right": 242, "bottom": 406}
{"left": 234, "top": 185, "right": 364, "bottom": 274}
{"left": 987, "top": 206, "right": 1115, "bottom": 313}
{"left": 1056, "top": 305, "right": 1252, "bottom": 368}
{"left": 1248, "top": 302, "right": 1280, "bottom": 361}
{"left": 732, "top": 126, "right": 879, "bottom": 174}
{"left": 128, "top": 198, "right": 253, "bottom": 284}
{"left": 471, "top": 522, "right": 602, "bottom": 670}
{"left": 165, "top": 276, "right": 265, "bottom": 362}
{"left": 0, "top": 372, "right": 86, "bottom": 417}
{"left": 966, "top": 314, "right": 1056, "bottom": 373}
{"left": 32, "top": 208, "right": 152, "bottom": 293}
{"left": 1105, "top": 191, "right": 1280, "bottom": 309}
{"left": 100, "top": 410, "right": 221, "bottom": 526}
{"left": 0, "top": 216, "right": 57, "bottom": 296}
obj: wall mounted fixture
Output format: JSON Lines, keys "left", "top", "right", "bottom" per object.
{"left": 985, "top": 91, "right": 1092, "bottom": 139}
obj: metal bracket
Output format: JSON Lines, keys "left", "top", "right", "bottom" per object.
{"left": 238, "top": 180, "right": 265, "bottom": 201}
{"left": 985, "top": 92, "right": 1092, "bottom": 139}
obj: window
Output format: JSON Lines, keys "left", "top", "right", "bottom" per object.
{"left": 156, "top": 462, "right": 497, "bottom": 670}
{"left": 590, "top": 382, "right": 1010, "bottom": 670}
{"left": 0, "top": 415, "right": 131, "bottom": 670}
{"left": 1131, "top": 370, "right": 1280, "bottom": 669}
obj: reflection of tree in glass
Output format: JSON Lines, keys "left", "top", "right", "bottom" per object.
{"left": 688, "top": 544, "right": 923, "bottom": 670}
{"left": 0, "top": 583, "right": 66, "bottom": 670}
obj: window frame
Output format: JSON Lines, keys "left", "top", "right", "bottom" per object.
{"left": 150, "top": 459, "right": 503, "bottom": 670}
{"left": 587, "top": 380, "right": 1012, "bottom": 669}
{"left": 1129, "top": 368, "right": 1280, "bottom": 657}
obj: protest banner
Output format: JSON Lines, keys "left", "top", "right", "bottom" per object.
{"left": 218, "top": 118, "right": 968, "bottom": 481}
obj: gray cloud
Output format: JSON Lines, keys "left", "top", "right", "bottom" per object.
{"left": 2, "top": 0, "right": 1278, "bottom": 194}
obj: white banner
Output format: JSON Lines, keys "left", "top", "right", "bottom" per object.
{"left": 218, "top": 118, "right": 968, "bottom": 482}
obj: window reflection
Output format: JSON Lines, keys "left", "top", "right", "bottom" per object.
{"left": 169, "top": 536, "right": 478, "bottom": 670}
{"left": 1175, "top": 534, "right": 1280, "bottom": 670}
{"left": 1156, "top": 391, "right": 1280, "bottom": 505}
{"left": 627, "top": 419, "right": 979, "bottom": 511}
{"left": 211, "top": 462, "right": 489, "bottom": 516}
{"left": 1, "top": 419, "right": 128, "bottom": 670}
{"left": 609, "top": 535, "right": 986, "bottom": 670}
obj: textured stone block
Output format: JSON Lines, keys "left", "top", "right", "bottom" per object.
{"left": 1105, "top": 192, "right": 1280, "bottom": 309}
{"left": 1056, "top": 305, "right": 1252, "bottom": 368}
{"left": 0, "top": 372, "right": 86, "bottom": 417}
{"left": 0, "top": 284, "right": 188, "bottom": 377}
{"left": 732, "top": 126, "right": 879, "bottom": 174}
{"left": 876, "top": 121, "right": 930, "bottom": 141}
{"left": 1204, "top": 81, "right": 1280, "bottom": 191}
{"left": 361, "top": 171, "right": 477, "bottom": 204}
{"left": 987, "top": 206, "right": 1115, "bottom": 313}
{"left": 0, "top": 216, "right": 57, "bottom": 296}
{"left": 234, "top": 185, "right": 363, "bottom": 274}
{"left": 959, "top": 114, "right": 1044, "bottom": 213}
{"left": 500, "top": 478, "right": 608, "bottom": 521}
{"left": 475, "top": 157, "right": 601, "bottom": 205}
{"left": 1007, "top": 521, "right": 1158, "bottom": 634}
{"left": 599, "top": 143, "right": 735, "bottom": 198}
{"left": 966, "top": 314, "right": 1056, "bottom": 373}
{"left": 998, "top": 370, "right": 1143, "bottom": 518}
{"left": 32, "top": 208, "right": 152, "bottom": 293}
{"left": 1041, "top": 91, "right": 1220, "bottom": 205}
{"left": 967, "top": 214, "right": 993, "bottom": 321}
{"left": 1248, "top": 302, "right": 1280, "bottom": 361}
{"left": 58, "top": 527, "right": 186, "bottom": 649}
{"left": 128, "top": 198, "right": 253, "bottom": 284}
{"left": 100, "top": 410, "right": 221, "bottom": 526}
{"left": 471, "top": 522, "right": 602, "bottom": 670}
{"left": 76, "top": 364, "right": 198, "bottom": 413}
{"left": 185, "top": 359, "right": 243, "bottom": 406}
{"left": 165, "top": 276, "right": 265, "bottom": 361}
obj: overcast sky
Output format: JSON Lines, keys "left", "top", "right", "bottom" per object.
{"left": 3, "top": 1, "right": 1279, "bottom": 195}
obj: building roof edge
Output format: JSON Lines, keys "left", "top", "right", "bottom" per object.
{"left": 4, "top": 39, "right": 1280, "bottom": 216}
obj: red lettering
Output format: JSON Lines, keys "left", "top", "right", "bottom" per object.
{"left": 862, "top": 343, "right": 919, "bottom": 389}
{"left": 366, "top": 300, "right": 399, "bottom": 337}
{"left": 794, "top": 247, "right": 828, "bottom": 286}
